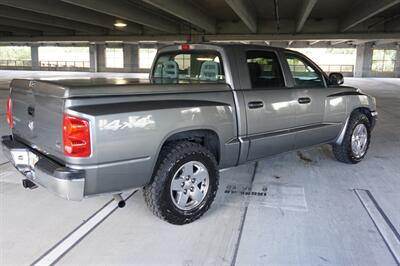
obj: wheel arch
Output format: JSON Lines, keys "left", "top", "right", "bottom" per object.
{"left": 335, "top": 107, "right": 373, "bottom": 145}
{"left": 353, "top": 107, "right": 373, "bottom": 125}
{"left": 149, "top": 128, "right": 221, "bottom": 182}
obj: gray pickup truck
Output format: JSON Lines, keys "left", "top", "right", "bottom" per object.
{"left": 2, "top": 44, "right": 377, "bottom": 224}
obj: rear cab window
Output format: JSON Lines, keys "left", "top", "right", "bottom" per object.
{"left": 246, "top": 51, "right": 285, "bottom": 88}
{"left": 152, "top": 51, "right": 225, "bottom": 83}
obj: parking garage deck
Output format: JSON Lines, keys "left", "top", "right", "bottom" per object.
{"left": 1, "top": 72, "right": 399, "bottom": 265}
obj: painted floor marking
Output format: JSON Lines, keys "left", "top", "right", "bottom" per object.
{"left": 31, "top": 190, "right": 137, "bottom": 266}
{"left": 230, "top": 162, "right": 258, "bottom": 266}
{"left": 355, "top": 189, "right": 400, "bottom": 265}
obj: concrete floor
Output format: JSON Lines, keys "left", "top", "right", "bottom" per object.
{"left": 0, "top": 70, "right": 399, "bottom": 265}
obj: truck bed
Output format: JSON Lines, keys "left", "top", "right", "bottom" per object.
{"left": 11, "top": 78, "right": 229, "bottom": 98}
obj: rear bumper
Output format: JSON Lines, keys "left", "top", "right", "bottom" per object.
{"left": 1, "top": 135, "right": 85, "bottom": 201}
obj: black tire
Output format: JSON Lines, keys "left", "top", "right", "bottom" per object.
{"left": 332, "top": 111, "right": 371, "bottom": 164}
{"left": 143, "top": 141, "right": 219, "bottom": 225}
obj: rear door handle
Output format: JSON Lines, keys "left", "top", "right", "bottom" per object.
{"left": 27, "top": 106, "right": 35, "bottom": 116}
{"left": 248, "top": 101, "right": 264, "bottom": 109}
{"left": 298, "top": 97, "right": 311, "bottom": 104}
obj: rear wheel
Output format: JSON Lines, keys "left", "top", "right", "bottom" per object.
{"left": 144, "top": 141, "right": 219, "bottom": 225}
{"left": 333, "top": 111, "right": 371, "bottom": 164}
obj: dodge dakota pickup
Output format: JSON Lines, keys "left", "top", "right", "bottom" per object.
{"left": 2, "top": 44, "right": 377, "bottom": 224}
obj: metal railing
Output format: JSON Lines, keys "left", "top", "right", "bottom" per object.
{"left": 320, "top": 65, "right": 354, "bottom": 73}
{"left": 0, "top": 60, "right": 32, "bottom": 68}
{"left": 0, "top": 60, "right": 90, "bottom": 71}
{"left": 288, "top": 64, "right": 354, "bottom": 77}
{"left": 39, "top": 61, "right": 90, "bottom": 70}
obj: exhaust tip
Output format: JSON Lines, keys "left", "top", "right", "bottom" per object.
{"left": 117, "top": 200, "right": 126, "bottom": 208}
{"left": 113, "top": 194, "right": 126, "bottom": 208}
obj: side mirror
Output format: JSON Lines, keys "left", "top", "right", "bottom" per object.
{"left": 329, "top": 72, "right": 344, "bottom": 86}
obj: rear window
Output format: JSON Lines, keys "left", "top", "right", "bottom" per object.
{"left": 152, "top": 51, "right": 225, "bottom": 83}
{"left": 246, "top": 51, "right": 285, "bottom": 88}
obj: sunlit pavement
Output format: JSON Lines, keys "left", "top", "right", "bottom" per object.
{"left": 1, "top": 71, "right": 399, "bottom": 265}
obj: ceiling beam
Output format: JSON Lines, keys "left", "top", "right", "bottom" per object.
{"left": 330, "top": 40, "right": 348, "bottom": 45}
{"left": 0, "top": 5, "right": 106, "bottom": 34}
{"left": 61, "top": 0, "right": 178, "bottom": 33}
{"left": 351, "top": 40, "right": 374, "bottom": 45}
{"left": 0, "top": 35, "right": 190, "bottom": 43}
{"left": 296, "top": 0, "right": 318, "bottom": 32}
{"left": 0, "top": 17, "right": 74, "bottom": 35}
{"left": 340, "top": 0, "right": 400, "bottom": 32}
{"left": 142, "top": 0, "right": 217, "bottom": 33}
{"left": 205, "top": 32, "right": 400, "bottom": 41}
{"left": 309, "top": 40, "right": 320, "bottom": 45}
{"left": 0, "top": 25, "right": 41, "bottom": 36}
{"left": 374, "top": 39, "right": 398, "bottom": 46}
{"left": 0, "top": 0, "right": 142, "bottom": 33}
{"left": 225, "top": 0, "right": 257, "bottom": 33}
{"left": 1, "top": 33, "right": 399, "bottom": 44}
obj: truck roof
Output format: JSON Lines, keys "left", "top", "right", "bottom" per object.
{"left": 158, "top": 43, "right": 290, "bottom": 53}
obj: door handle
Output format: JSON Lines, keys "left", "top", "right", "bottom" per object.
{"left": 298, "top": 97, "right": 311, "bottom": 104}
{"left": 248, "top": 101, "right": 264, "bottom": 109}
{"left": 27, "top": 106, "right": 35, "bottom": 116}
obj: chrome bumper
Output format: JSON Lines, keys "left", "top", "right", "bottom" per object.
{"left": 1, "top": 136, "right": 85, "bottom": 201}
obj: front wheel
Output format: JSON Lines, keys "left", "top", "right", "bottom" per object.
{"left": 333, "top": 111, "right": 371, "bottom": 164}
{"left": 143, "top": 141, "right": 219, "bottom": 225}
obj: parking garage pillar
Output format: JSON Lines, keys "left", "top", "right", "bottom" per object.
{"left": 395, "top": 45, "right": 400, "bottom": 78}
{"left": 354, "top": 43, "right": 373, "bottom": 77}
{"left": 89, "top": 44, "right": 98, "bottom": 72}
{"left": 122, "top": 44, "right": 139, "bottom": 73}
{"left": 31, "top": 44, "right": 39, "bottom": 71}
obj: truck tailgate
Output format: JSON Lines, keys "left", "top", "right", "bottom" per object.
{"left": 10, "top": 79, "right": 65, "bottom": 162}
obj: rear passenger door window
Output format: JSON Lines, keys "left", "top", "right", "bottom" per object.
{"left": 285, "top": 53, "right": 325, "bottom": 88}
{"left": 246, "top": 51, "right": 285, "bottom": 88}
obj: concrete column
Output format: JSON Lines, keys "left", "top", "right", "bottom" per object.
{"left": 96, "top": 44, "right": 106, "bottom": 72}
{"left": 131, "top": 44, "right": 139, "bottom": 73}
{"left": 89, "top": 44, "right": 98, "bottom": 72}
{"left": 120, "top": 44, "right": 139, "bottom": 73}
{"left": 30, "top": 44, "right": 39, "bottom": 71}
{"left": 354, "top": 43, "right": 373, "bottom": 77}
{"left": 394, "top": 45, "right": 400, "bottom": 78}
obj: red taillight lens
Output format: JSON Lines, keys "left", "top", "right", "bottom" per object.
{"left": 181, "top": 44, "right": 191, "bottom": 51}
{"left": 63, "top": 114, "right": 91, "bottom": 157}
{"left": 6, "top": 97, "right": 13, "bottom": 129}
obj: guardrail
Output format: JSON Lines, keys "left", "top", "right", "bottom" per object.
{"left": 0, "top": 60, "right": 32, "bottom": 68}
{"left": 0, "top": 60, "right": 90, "bottom": 71}
{"left": 39, "top": 61, "right": 90, "bottom": 70}
{"left": 320, "top": 65, "right": 354, "bottom": 73}
{"left": 289, "top": 64, "right": 354, "bottom": 77}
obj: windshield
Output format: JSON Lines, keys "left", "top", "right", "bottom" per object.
{"left": 151, "top": 51, "right": 225, "bottom": 83}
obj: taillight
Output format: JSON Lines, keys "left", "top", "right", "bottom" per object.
{"left": 181, "top": 44, "right": 191, "bottom": 51}
{"left": 6, "top": 97, "right": 13, "bottom": 129}
{"left": 63, "top": 114, "right": 91, "bottom": 157}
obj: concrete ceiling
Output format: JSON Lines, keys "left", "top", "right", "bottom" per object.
{"left": 0, "top": 0, "right": 399, "bottom": 45}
